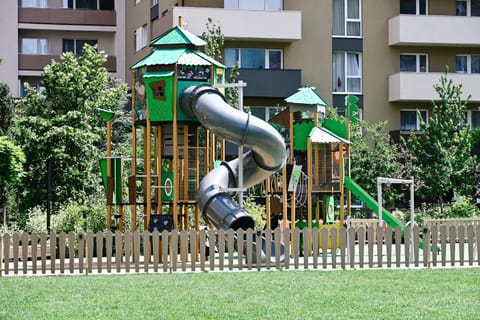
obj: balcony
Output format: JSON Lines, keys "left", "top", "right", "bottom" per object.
{"left": 18, "top": 7, "right": 116, "bottom": 26}
{"left": 153, "top": 6, "right": 301, "bottom": 42}
{"left": 389, "top": 15, "right": 480, "bottom": 47}
{"left": 226, "top": 68, "right": 301, "bottom": 98}
{"left": 19, "top": 54, "right": 117, "bottom": 72}
{"left": 389, "top": 72, "right": 480, "bottom": 102}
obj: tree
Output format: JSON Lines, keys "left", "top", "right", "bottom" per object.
{"left": 0, "top": 136, "right": 25, "bottom": 188}
{"left": 350, "top": 119, "right": 414, "bottom": 208}
{"left": 201, "top": 17, "right": 240, "bottom": 107}
{"left": 13, "top": 44, "right": 128, "bottom": 214}
{"left": 406, "top": 71, "right": 478, "bottom": 206}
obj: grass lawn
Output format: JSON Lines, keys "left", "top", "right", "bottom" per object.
{"left": 0, "top": 268, "right": 479, "bottom": 319}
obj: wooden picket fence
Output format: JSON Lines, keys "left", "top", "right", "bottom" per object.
{"left": 1, "top": 224, "right": 479, "bottom": 276}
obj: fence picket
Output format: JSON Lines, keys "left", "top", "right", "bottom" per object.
{"left": 458, "top": 226, "right": 465, "bottom": 266}
{"left": 440, "top": 225, "right": 447, "bottom": 266}
{"left": 114, "top": 231, "right": 122, "bottom": 273}
{"left": 105, "top": 231, "right": 113, "bottom": 273}
{"left": 340, "top": 228, "right": 347, "bottom": 270}
{"left": 21, "top": 233, "right": 28, "bottom": 274}
{"left": 422, "top": 227, "right": 430, "bottom": 268}
{"left": 133, "top": 231, "right": 141, "bottom": 273}
{"left": 96, "top": 231, "right": 104, "bottom": 274}
{"left": 367, "top": 227, "right": 374, "bottom": 268}
{"left": 12, "top": 233, "right": 19, "bottom": 274}
{"left": 449, "top": 226, "right": 456, "bottom": 267}
{"left": 226, "top": 229, "right": 234, "bottom": 271}
{"left": 348, "top": 228, "right": 356, "bottom": 269}
{"left": 50, "top": 232, "right": 57, "bottom": 274}
{"left": 274, "top": 228, "right": 281, "bottom": 270}
{"left": 59, "top": 232, "right": 66, "bottom": 274}
{"left": 358, "top": 227, "right": 365, "bottom": 268}
{"left": 68, "top": 232, "right": 75, "bottom": 274}
{"left": 467, "top": 225, "right": 474, "bottom": 266}
{"left": 199, "top": 229, "right": 206, "bottom": 272}
{"left": 321, "top": 228, "right": 328, "bottom": 269}
{"left": 331, "top": 228, "right": 338, "bottom": 270}
{"left": 385, "top": 226, "right": 392, "bottom": 268}
{"left": 218, "top": 230, "right": 225, "bottom": 271}
{"left": 431, "top": 226, "right": 438, "bottom": 267}
{"left": 78, "top": 233, "right": 84, "bottom": 274}
{"left": 180, "top": 230, "right": 188, "bottom": 272}
{"left": 142, "top": 231, "right": 150, "bottom": 273}
{"left": 31, "top": 233, "right": 38, "bottom": 274}
{"left": 190, "top": 229, "right": 198, "bottom": 272}
{"left": 86, "top": 232, "right": 93, "bottom": 274}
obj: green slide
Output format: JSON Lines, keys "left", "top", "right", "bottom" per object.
{"left": 344, "top": 177, "right": 425, "bottom": 249}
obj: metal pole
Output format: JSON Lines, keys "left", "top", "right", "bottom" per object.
{"left": 238, "top": 81, "right": 244, "bottom": 208}
{"left": 46, "top": 158, "right": 51, "bottom": 233}
{"left": 377, "top": 177, "right": 382, "bottom": 226}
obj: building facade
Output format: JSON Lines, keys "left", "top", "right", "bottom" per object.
{"left": 0, "top": 0, "right": 126, "bottom": 98}
{"left": 1, "top": 1, "right": 479, "bottom": 136}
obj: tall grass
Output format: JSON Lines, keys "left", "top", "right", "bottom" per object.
{"left": 0, "top": 268, "right": 479, "bottom": 319}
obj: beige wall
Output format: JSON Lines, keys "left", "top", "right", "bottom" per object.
{"left": 126, "top": 0, "right": 152, "bottom": 85}
{"left": 0, "top": 1, "right": 19, "bottom": 96}
{"left": 429, "top": 0, "right": 455, "bottom": 15}
{"left": 285, "top": 0, "right": 331, "bottom": 104}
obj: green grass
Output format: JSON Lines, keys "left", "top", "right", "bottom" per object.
{"left": 0, "top": 268, "right": 479, "bottom": 319}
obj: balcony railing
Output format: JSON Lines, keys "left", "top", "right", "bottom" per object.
{"left": 18, "top": 7, "right": 116, "bottom": 26}
{"left": 389, "top": 72, "right": 480, "bottom": 102}
{"left": 153, "top": 6, "right": 301, "bottom": 42}
{"left": 389, "top": 15, "right": 480, "bottom": 47}
{"left": 226, "top": 68, "right": 302, "bottom": 98}
{"left": 19, "top": 54, "right": 117, "bottom": 72}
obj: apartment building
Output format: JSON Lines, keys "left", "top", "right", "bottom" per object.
{"left": 0, "top": 0, "right": 126, "bottom": 98}
{"left": 127, "top": 0, "right": 480, "bottom": 137}
{"left": 1, "top": 1, "right": 479, "bottom": 136}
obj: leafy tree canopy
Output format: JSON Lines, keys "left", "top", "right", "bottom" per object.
{"left": 13, "top": 44, "right": 128, "bottom": 213}
{"left": 406, "top": 71, "right": 478, "bottom": 205}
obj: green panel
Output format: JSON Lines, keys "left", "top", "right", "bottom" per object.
{"left": 293, "top": 121, "right": 314, "bottom": 151}
{"left": 325, "top": 195, "right": 335, "bottom": 223}
{"left": 161, "top": 171, "right": 174, "bottom": 201}
{"left": 99, "top": 157, "right": 122, "bottom": 204}
{"left": 322, "top": 118, "right": 347, "bottom": 140}
{"left": 143, "top": 72, "right": 174, "bottom": 122}
{"left": 176, "top": 80, "right": 210, "bottom": 121}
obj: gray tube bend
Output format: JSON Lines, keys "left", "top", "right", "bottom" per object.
{"left": 180, "top": 85, "right": 286, "bottom": 230}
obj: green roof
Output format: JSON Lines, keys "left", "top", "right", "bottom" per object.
{"left": 131, "top": 48, "right": 224, "bottom": 70}
{"left": 130, "top": 48, "right": 185, "bottom": 69}
{"left": 285, "top": 87, "right": 328, "bottom": 106}
{"left": 150, "top": 26, "right": 206, "bottom": 48}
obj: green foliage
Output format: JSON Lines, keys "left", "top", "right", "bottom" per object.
{"left": 412, "top": 197, "right": 480, "bottom": 226}
{"left": 201, "top": 17, "right": 224, "bottom": 61}
{"left": 0, "top": 82, "right": 14, "bottom": 135}
{"left": 13, "top": 44, "right": 128, "bottom": 214}
{"left": 242, "top": 196, "right": 266, "bottom": 228}
{"left": 350, "top": 120, "right": 415, "bottom": 208}
{"left": 0, "top": 136, "right": 25, "bottom": 187}
{"left": 406, "top": 71, "right": 478, "bottom": 205}
{"left": 24, "top": 206, "right": 48, "bottom": 234}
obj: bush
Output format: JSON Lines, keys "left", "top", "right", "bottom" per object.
{"left": 24, "top": 206, "right": 48, "bottom": 234}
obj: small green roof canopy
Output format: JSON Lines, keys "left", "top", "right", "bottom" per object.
{"left": 150, "top": 26, "right": 206, "bottom": 48}
{"left": 309, "top": 126, "right": 350, "bottom": 144}
{"left": 130, "top": 48, "right": 225, "bottom": 70}
{"left": 285, "top": 86, "right": 328, "bottom": 114}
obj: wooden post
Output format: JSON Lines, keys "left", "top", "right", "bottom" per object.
{"left": 144, "top": 108, "right": 152, "bottom": 230}
{"left": 172, "top": 72, "right": 178, "bottom": 230}
{"left": 307, "top": 137, "right": 313, "bottom": 229}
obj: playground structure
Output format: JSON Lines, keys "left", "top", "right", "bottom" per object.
{"left": 99, "top": 26, "right": 414, "bottom": 244}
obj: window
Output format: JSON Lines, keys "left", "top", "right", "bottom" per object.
{"left": 134, "top": 25, "right": 148, "bottom": 52}
{"left": 400, "top": 0, "right": 427, "bottom": 15}
{"left": 63, "top": 39, "right": 98, "bottom": 55}
{"left": 21, "top": 0, "right": 47, "bottom": 8}
{"left": 21, "top": 38, "right": 48, "bottom": 55}
{"left": 224, "top": 48, "right": 282, "bottom": 69}
{"left": 250, "top": 106, "right": 285, "bottom": 121}
{"left": 152, "top": 0, "right": 159, "bottom": 5}
{"left": 400, "top": 110, "right": 427, "bottom": 131}
{"left": 224, "top": 0, "right": 282, "bottom": 10}
{"left": 332, "top": 51, "right": 362, "bottom": 93}
{"left": 333, "top": 0, "right": 361, "bottom": 37}
{"left": 62, "top": 0, "right": 114, "bottom": 10}
{"left": 456, "top": 55, "right": 480, "bottom": 73}
{"left": 400, "top": 54, "right": 427, "bottom": 72}
{"left": 456, "top": 0, "right": 480, "bottom": 16}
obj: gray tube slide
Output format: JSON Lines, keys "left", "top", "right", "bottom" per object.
{"left": 180, "top": 85, "right": 286, "bottom": 230}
